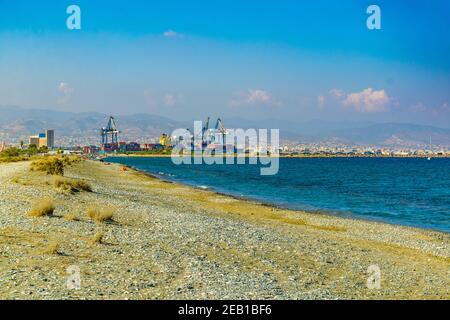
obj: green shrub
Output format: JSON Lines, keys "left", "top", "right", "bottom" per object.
{"left": 31, "top": 157, "right": 65, "bottom": 175}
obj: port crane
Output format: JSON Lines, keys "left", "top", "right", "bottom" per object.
{"left": 213, "top": 118, "right": 228, "bottom": 145}
{"left": 101, "top": 116, "right": 120, "bottom": 147}
{"left": 183, "top": 117, "right": 210, "bottom": 149}
{"left": 200, "top": 117, "right": 228, "bottom": 146}
{"left": 176, "top": 117, "right": 228, "bottom": 150}
{"left": 201, "top": 117, "right": 210, "bottom": 147}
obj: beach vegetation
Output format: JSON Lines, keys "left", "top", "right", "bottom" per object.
{"left": 30, "top": 155, "right": 83, "bottom": 176}
{"left": 28, "top": 198, "right": 56, "bottom": 217}
{"left": 64, "top": 212, "right": 78, "bottom": 221}
{"left": 11, "top": 175, "right": 21, "bottom": 184}
{"left": 87, "top": 206, "right": 114, "bottom": 223}
{"left": 41, "top": 242, "right": 60, "bottom": 255}
{"left": 0, "top": 147, "right": 29, "bottom": 163}
{"left": 91, "top": 231, "right": 105, "bottom": 244}
{"left": 31, "top": 157, "right": 65, "bottom": 175}
{"left": 53, "top": 176, "right": 92, "bottom": 193}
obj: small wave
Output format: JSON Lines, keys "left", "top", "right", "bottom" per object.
{"left": 198, "top": 185, "right": 209, "bottom": 190}
{"left": 158, "top": 171, "right": 176, "bottom": 177}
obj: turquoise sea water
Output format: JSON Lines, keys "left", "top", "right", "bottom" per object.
{"left": 107, "top": 157, "right": 450, "bottom": 233}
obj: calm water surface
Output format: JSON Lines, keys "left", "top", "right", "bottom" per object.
{"left": 107, "top": 157, "right": 450, "bottom": 233}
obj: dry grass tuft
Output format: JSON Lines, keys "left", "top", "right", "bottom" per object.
{"left": 53, "top": 176, "right": 92, "bottom": 193}
{"left": 64, "top": 212, "right": 78, "bottom": 221}
{"left": 91, "top": 232, "right": 104, "bottom": 244}
{"left": 71, "top": 180, "right": 92, "bottom": 192}
{"left": 87, "top": 206, "right": 114, "bottom": 223}
{"left": 10, "top": 174, "right": 32, "bottom": 186}
{"left": 42, "top": 242, "right": 60, "bottom": 255}
{"left": 28, "top": 198, "right": 55, "bottom": 217}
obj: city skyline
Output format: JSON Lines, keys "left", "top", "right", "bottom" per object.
{"left": 1, "top": 1, "right": 449, "bottom": 128}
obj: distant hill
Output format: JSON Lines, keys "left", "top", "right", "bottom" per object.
{"left": 0, "top": 106, "right": 186, "bottom": 145}
{"left": 329, "top": 123, "right": 450, "bottom": 146}
{"left": 224, "top": 118, "right": 450, "bottom": 147}
{"left": 0, "top": 106, "right": 449, "bottom": 147}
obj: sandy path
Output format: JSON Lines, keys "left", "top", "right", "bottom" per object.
{"left": 0, "top": 161, "right": 29, "bottom": 179}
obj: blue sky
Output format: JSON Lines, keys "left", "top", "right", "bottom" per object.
{"left": 0, "top": 0, "right": 449, "bottom": 127}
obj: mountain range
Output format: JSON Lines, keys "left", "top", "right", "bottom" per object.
{"left": 0, "top": 106, "right": 449, "bottom": 147}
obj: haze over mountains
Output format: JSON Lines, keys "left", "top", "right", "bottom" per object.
{"left": 0, "top": 106, "right": 449, "bottom": 147}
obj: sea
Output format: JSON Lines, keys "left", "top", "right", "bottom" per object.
{"left": 106, "top": 156, "right": 450, "bottom": 233}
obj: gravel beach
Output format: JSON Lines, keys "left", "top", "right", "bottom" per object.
{"left": 0, "top": 159, "right": 448, "bottom": 300}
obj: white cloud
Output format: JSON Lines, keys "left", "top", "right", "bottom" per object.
{"left": 329, "top": 89, "right": 343, "bottom": 98}
{"left": 229, "top": 89, "right": 282, "bottom": 108}
{"left": 57, "top": 82, "right": 74, "bottom": 105}
{"left": 144, "top": 90, "right": 184, "bottom": 108}
{"left": 329, "top": 88, "right": 391, "bottom": 112}
{"left": 246, "top": 89, "right": 272, "bottom": 104}
{"left": 163, "top": 30, "right": 183, "bottom": 38}
{"left": 317, "top": 95, "right": 326, "bottom": 108}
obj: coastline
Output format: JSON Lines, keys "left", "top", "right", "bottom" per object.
{"left": 0, "top": 159, "right": 449, "bottom": 299}
{"left": 117, "top": 163, "right": 439, "bottom": 233}
{"left": 107, "top": 157, "right": 450, "bottom": 234}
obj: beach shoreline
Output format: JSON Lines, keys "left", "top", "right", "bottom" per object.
{"left": 108, "top": 156, "right": 449, "bottom": 234}
{"left": 115, "top": 161, "right": 449, "bottom": 235}
{"left": 0, "top": 159, "right": 449, "bottom": 299}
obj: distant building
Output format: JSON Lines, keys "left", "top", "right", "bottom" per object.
{"left": 29, "top": 129, "right": 55, "bottom": 149}
{"left": 46, "top": 129, "right": 55, "bottom": 149}
{"left": 126, "top": 142, "right": 141, "bottom": 152}
{"left": 141, "top": 143, "right": 155, "bottom": 151}
{"left": 142, "top": 143, "right": 164, "bottom": 151}
{"left": 159, "top": 134, "right": 171, "bottom": 148}
{"left": 83, "top": 145, "right": 100, "bottom": 154}
{"left": 119, "top": 142, "right": 141, "bottom": 152}
{"left": 29, "top": 136, "right": 40, "bottom": 148}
